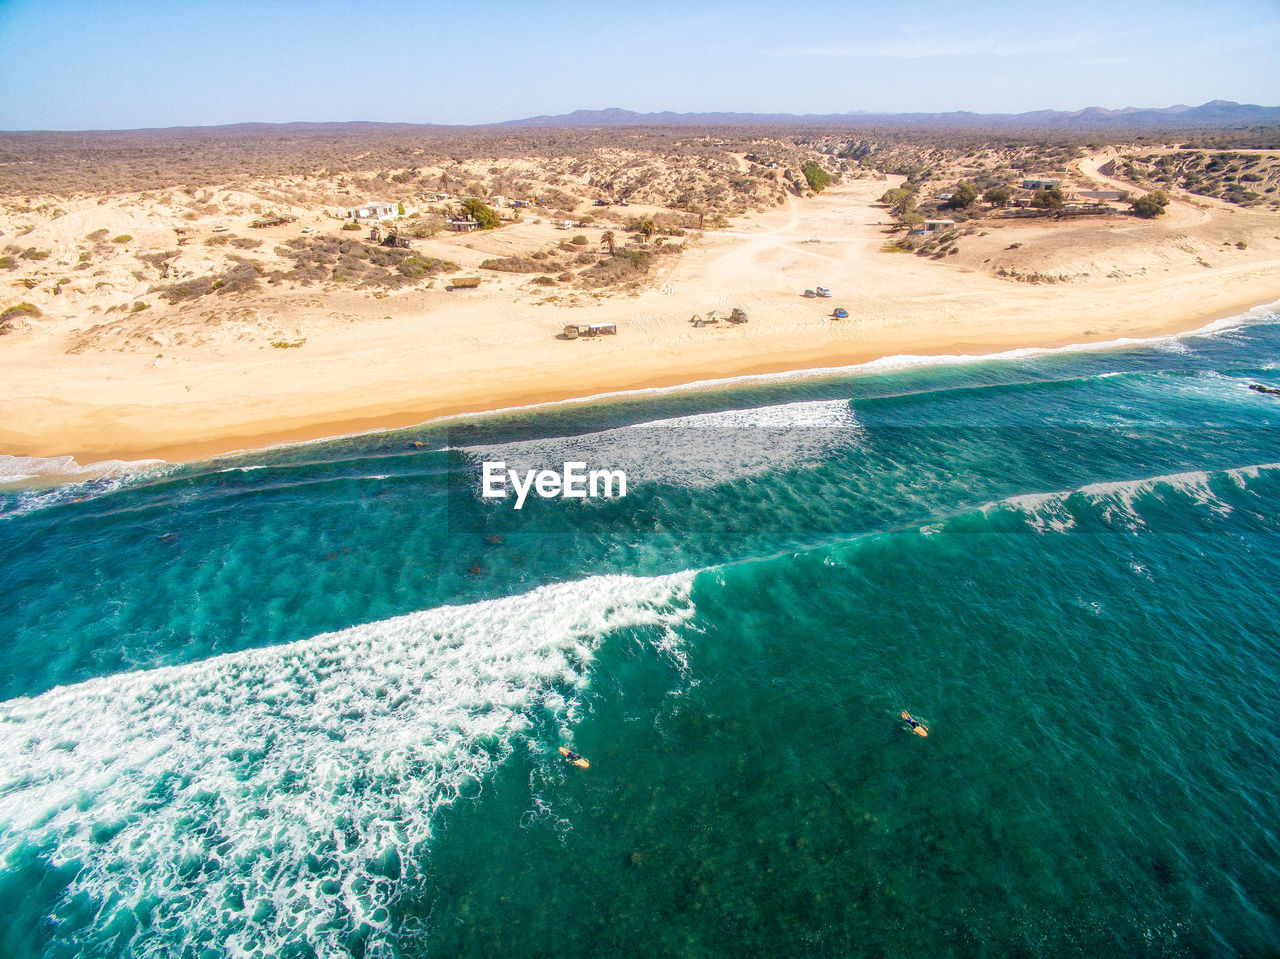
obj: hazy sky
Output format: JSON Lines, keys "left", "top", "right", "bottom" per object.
{"left": 2, "top": 0, "right": 1278, "bottom": 130}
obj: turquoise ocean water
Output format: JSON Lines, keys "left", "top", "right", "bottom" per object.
{"left": 2, "top": 308, "right": 1280, "bottom": 957}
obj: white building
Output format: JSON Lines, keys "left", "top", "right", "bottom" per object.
{"left": 346, "top": 201, "right": 398, "bottom": 221}
{"left": 1022, "top": 177, "right": 1060, "bottom": 191}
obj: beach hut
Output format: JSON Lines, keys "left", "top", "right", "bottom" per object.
{"left": 347, "top": 202, "right": 397, "bottom": 221}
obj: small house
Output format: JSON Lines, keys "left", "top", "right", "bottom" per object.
{"left": 1022, "top": 177, "right": 1060, "bottom": 191}
{"left": 923, "top": 219, "right": 956, "bottom": 232}
{"left": 448, "top": 218, "right": 481, "bottom": 232}
{"left": 347, "top": 202, "right": 398, "bottom": 221}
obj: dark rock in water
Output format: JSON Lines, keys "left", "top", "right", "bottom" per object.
{"left": 159, "top": 533, "right": 179, "bottom": 544}
{"left": 485, "top": 534, "right": 503, "bottom": 545}
{"left": 411, "top": 440, "right": 427, "bottom": 448}
{"left": 1248, "top": 383, "right": 1280, "bottom": 395}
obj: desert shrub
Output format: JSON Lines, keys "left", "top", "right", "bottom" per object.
{"left": 983, "top": 185, "right": 1013, "bottom": 206}
{"left": 571, "top": 234, "right": 588, "bottom": 245}
{"left": 154, "top": 260, "right": 262, "bottom": 302}
{"left": 112, "top": 234, "right": 133, "bottom": 244}
{"left": 479, "top": 256, "right": 545, "bottom": 273}
{"left": 407, "top": 214, "right": 445, "bottom": 238}
{"left": 131, "top": 301, "right": 149, "bottom": 312}
{"left": 341, "top": 221, "right": 362, "bottom": 231}
{"left": 531, "top": 275, "right": 557, "bottom": 286}
{"left": 0, "top": 256, "right": 15, "bottom": 270}
{"left": 948, "top": 181, "right": 979, "bottom": 209}
{"left": 1131, "top": 191, "right": 1169, "bottom": 218}
{"left": 269, "top": 236, "right": 452, "bottom": 289}
{"left": 578, "top": 248, "right": 651, "bottom": 286}
{"left": 1030, "top": 187, "right": 1064, "bottom": 210}
{"left": 85, "top": 229, "right": 108, "bottom": 241}
{"left": 22, "top": 248, "right": 50, "bottom": 260}
{"left": 395, "top": 256, "right": 447, "bottom": 280}
{"left": 802, "top": 161, "right": 832, "bottom": 192}
{"left": 139, "top": 250, "right": 179, "bottom": 272}
{"left": 0, "top": 302, "right": 42, "bottom": 323}
{"left": 230, "top": 237, "right": 262, "bottom": 249}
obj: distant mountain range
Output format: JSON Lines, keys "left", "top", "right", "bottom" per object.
{"left": 8, "top": 101, "right": 1279, "bottom": 136}
{"left": 498, "top": 101, "right": 1280, "bottom": 129}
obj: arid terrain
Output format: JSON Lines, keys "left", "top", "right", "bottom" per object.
{"left": 3, "top": 126, "right": 1280, "bottom": 464}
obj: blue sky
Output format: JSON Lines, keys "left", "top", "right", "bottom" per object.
{"left": 1, "top": 0, "right": 1277, "bottom": 130}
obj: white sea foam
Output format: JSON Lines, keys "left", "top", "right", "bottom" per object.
{"left": 462, "top": 399, "right": 863, "bottom": 490}
{"left": 0, "top": 453, "right": 165, "bottom": 486}
{"left": 984, "top": 462, "right": 1280, "bottom": 534}
{"left": 0, "top": 454, "right": 175, "bottom": 518}
{"left": 0, "top": 572, "right": 696, "bottom": 957}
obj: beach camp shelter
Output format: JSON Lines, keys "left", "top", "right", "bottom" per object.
{"left": 347, "top": 202, "right": 398, "bottom": 221}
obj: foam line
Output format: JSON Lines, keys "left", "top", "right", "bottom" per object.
{"left": 461, "top": 399, "right": 863, "bottom": 490}
{"left": 981, "top": 462, "right": 1280, "bottom": 534}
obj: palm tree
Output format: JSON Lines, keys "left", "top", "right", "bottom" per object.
{"left": 601, "top": 230, "right": 615, "bottom": 255}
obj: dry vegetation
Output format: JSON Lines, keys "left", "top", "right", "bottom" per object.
{"left": 2, "top": 121, "right": 1278, "bottom": 351}
{"left": 1113, "top": 150, "right": 1280, "bottom": 207}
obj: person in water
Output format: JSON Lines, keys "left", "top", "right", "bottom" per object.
{"left": 564, "top": 751, "right": 583, "bottom": 763}
{"left": 901, "top": 711, "right": 928, "bottom": 734}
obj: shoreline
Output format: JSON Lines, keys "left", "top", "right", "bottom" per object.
{"left": 6, "top": 294, "right": 1277, "bottom": 476}
{"left": 5, "top": 174, "right": 1280, "bottom": 476}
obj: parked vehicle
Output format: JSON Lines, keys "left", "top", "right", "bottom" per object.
{"left": 816, "top": 286, "right": 832, "bottom": 297}
{"left": 803, "top": 289, "right": 816, "bottom": 298}
{"left": 833, "top": 308, "right": 849, "bottom": 319}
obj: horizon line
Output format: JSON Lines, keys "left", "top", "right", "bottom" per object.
{"left": 3, "top": 99, "right": 1279, "bottom": 136}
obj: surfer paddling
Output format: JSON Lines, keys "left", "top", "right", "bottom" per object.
{"left": 559, "top": 746, "right": 590, "bottom": 768}
{"left": 901, "top": 711, "right": 929, "bottom": 737}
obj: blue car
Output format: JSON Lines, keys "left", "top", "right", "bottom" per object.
{"left": 833, "top": 308, "right": 849, "bottom": 319}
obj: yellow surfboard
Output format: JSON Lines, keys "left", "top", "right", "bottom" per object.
{"left": 559, "top": 746, "right": 590, "bottom": 768}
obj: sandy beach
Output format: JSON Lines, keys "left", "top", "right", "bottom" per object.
{"left": 4, "top": 166, "right": 1280, "bottom": 467}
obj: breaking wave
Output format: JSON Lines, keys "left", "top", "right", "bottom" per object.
{"left": 0, "top": 572, "right": 696, "bottom": 957}
{"left": 460, "top": 399, "right": 863, "bottom": 489}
